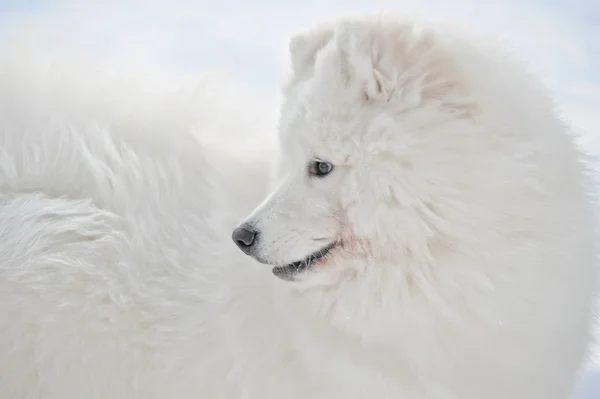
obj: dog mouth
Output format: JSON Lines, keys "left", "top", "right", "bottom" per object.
{"left": 272, "top": 241, "right": 337, "bottom": 281}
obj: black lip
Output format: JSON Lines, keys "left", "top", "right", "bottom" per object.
{"left": 272, "top": 242, "right": 337, "bottom": 281}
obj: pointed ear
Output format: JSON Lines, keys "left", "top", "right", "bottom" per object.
{"left": 334, "top": 20, "right": 393, "bottom": 101}
{"left": 288, "top": 24, "right": 334, "bottom": 77}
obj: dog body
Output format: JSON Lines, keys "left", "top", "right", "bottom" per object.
{"left": 0, "top": 15, "right": 597, "bottom": 399}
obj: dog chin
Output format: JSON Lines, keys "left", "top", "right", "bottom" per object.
{"left": 260, "top": 242, "right": 338, "bottom": 281}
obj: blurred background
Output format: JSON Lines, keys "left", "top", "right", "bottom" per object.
{"left": 0, "top": 0, "right": 598, "bottom": 397}
{"left": 0, "top": 0, "right": 598, "bottom": 148}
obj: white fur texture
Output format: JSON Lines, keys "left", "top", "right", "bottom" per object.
{"left": 0, "top": 14, "right": 597, "bottom": 399}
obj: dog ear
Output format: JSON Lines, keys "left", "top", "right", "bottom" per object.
{"left": 288, "top": 25, "right": 334, "bottom": 77}
{"left": 334, "top": 20, "right": 393, "bottom": 101}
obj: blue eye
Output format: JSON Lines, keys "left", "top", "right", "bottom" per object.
{"left": 308, "top": 160, "right": 334, "bottom": 177}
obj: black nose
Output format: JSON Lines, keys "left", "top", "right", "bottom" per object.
{"left": 232, "top": 225, "right": 258, "bottom": 255}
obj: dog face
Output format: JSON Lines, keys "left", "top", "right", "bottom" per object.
{"left": 233, "top": 16, "right": 481, "bottom": 286}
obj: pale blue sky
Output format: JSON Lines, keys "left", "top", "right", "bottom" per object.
{"left": 0, "top": 0, "right": 597, "bottom": 148}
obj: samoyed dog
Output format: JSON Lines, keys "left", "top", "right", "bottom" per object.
{"left": 0, "top": 14, "right": 597, "bottom": 399}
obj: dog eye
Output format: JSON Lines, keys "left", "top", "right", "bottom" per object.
{"left": 308, "top": 160, "right": 334, "bottom": 178}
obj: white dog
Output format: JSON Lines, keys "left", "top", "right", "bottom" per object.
{"left": 0, "top": 14, "right": 597, "bottom": 399}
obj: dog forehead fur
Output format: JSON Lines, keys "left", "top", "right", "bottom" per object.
{"left": 0, "top": 13, "right": 597, "bottom": 399}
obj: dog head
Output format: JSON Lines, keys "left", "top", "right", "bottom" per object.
{"left": 230, "top": 16, "right": 551, "bottom": 343}
{"left": 236, "top": 16, "right": 480, "bottom": 272}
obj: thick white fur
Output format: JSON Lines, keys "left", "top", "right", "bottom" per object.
{"left": 0, "top": 14, "right": 597, "bottom": 399}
